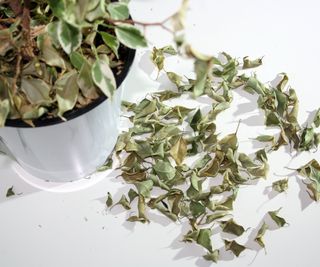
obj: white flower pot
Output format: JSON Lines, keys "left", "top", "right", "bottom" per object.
{"left": 0, "top": 49, "right": 135, "bottom": 182}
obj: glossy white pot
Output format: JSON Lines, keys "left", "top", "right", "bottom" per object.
{"left": 0, "top": 49, "right": 135, "bottom": 182}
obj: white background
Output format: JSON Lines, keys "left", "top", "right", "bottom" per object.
{"left": 1, "top": 0, "right": 320, "bottom": 266}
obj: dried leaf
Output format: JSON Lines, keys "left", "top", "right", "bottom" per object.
{"left": 203, "top": 249, "right": 219, "bottom": 263}
{"left": 106, "top": 192, "right": 113, "bottom": 207}
{"left": 254, "top": 222, "right": 268, "bottom": 248}
{"left": 224, "top": 240, "right": 246, "bottom": 257}
{"left": 268, "top": 208, "right": 287, "bottom": 227}
{"left": 272, "top": 178, "right": 288, "bottom": 193}
{"left": 220, "top": 219, "right": 245, "bottom": 236}
{"left": 170, "top": 136, "right": 187, "bottom": 165}
{"left": 6, "top": 186, "right": 15, "bottom": 197}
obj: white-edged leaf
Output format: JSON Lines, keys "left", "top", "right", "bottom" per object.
{"left": 115, "top": 23, "right": 147, "bottom": 49}
{"left": 21, "top": 106, "right": 47, "bottom": 120}
{"left": 57, "top": 21, "right": 82, "bottom": 54}
{"left": 55, "top": 71, "right": 79, "bottom": 118}
{"left": 21, "top": 78, "right": 52, "bottom": 105}
{"left": 91, "top": 59, "right": 116, "bottom": 99}
{"left": 107, "top": 2, "right": 129, "bottom": 20}
{"left": 0, "top": 99, "right": 10, "bottom": 127}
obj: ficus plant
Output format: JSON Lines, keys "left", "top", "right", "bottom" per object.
{"left": 0, "top": 0, "right": 187, "bottom": 126}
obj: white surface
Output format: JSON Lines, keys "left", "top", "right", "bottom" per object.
{"left": 1, "top": 1, "right": 320, "bottom": 266}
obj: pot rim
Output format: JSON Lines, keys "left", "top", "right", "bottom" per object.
{"left": 4, "top": 48, "right": 136, "bottom": 128}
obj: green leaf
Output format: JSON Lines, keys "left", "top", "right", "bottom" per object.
{"left": 220, "top": 219, "right": 245, "bottom": 236}
{"left": 100, "top": 32, "right": 120, "bottom": 58}
{"left": 134, "top": 180, "right": 154, "bottom": 198}
{"left": 0, "top": 99, "right": 10, "bottom": 127}
{"left": 107, "top": 2, "right": 129, "bottom": 20}
{"left": 91, "top": 58, "right": 116, "bottom": 99}
{"left": 193, "top": 59, "right": 209, "bottom": 97}
{"left": 55, "top": 71, "right": 79, "bottom": 118}
{"left": 86, "top": 0, "right": 106, "bottom": 22}
{"left": 6, "top": 186, "right": 15, "bottom": 197}
{"left": 224, "top": 240, "right": 246, "bottom": 257}
{"left": 190, "top": 109, "right": 202, "bottom": 132}
{"left": 190, "top": 201, "right": 206, "bottom": 218}
{"left": 48, "top": 0, "right": 65, "bottom": 18}
{"left": 153, "top": 160, "right": 176, "bottom": 181}
{"left": 115, "top": 24, "right": 147, "bottom": 49}
{"left": 197, "top": 228, "right": 213, "bottom": 252}
{"left": 70, "top": 51, "right": 85, "bottom": 70}
{"left": 57, "top": 21, "right": 82, "bottom": 54}
{"left": 268, "top": 208, "right": 287, "bottom": 227}
{"left": 106, "top": 192, "right": 113, "bottom": 207}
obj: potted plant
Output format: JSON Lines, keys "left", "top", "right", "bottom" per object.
{"left": 0, "top": 0, "right": 148, "bottom": 182}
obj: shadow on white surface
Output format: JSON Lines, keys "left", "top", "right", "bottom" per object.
{"left": 296, "top": 176, "right": 313, "bottom": 211}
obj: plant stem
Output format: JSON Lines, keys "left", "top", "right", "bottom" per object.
{"left": 106, "top": 15, "right": 174, "bottom": 34}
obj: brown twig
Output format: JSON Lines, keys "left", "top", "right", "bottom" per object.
{"left": 106, "top": 15, "right": 174, "bottom": 34}
{"left": 12, "top": 51, "right": 22, "bottom": 95}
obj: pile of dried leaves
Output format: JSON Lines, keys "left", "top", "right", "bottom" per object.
{"left": 103, "top": 47, "right": 320, "bottom": 263}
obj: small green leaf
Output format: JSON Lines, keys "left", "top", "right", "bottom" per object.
{"left": 70, "top": 51, "right": 85, "bottom": 70}
{"left": 193, "top": 59, "right": 209, "bottom": 97}
{"left": 197, "top": 228, "right": 213, "bottom": 252}
{"left": 91, "top": 58, "right": 116, "bottom": 99}
{"left": 190, "top": 201, "right": 206, "bottom": 218}
{"left": 100, "top": 32, "right": 119, "bottom": 58}
{"left": 115, "top": 23, "right": 147, "bottom": 49}
{"left": 107, "top": 2, "right": 129, "bottom": 20}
